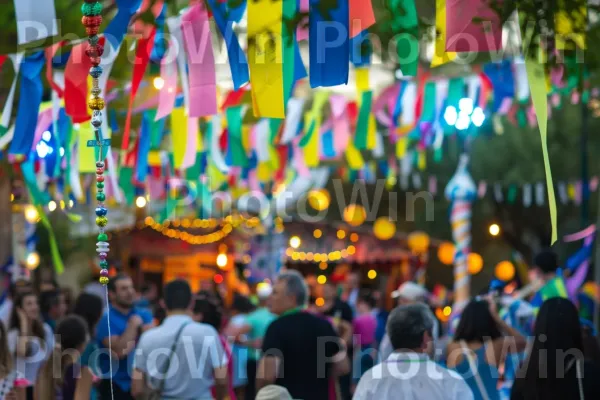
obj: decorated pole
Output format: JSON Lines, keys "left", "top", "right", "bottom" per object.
{"left": 445, "top": 154, "right": 477, "bottom": 311}
{"left": 81, "top": 0, "right": 111, "bottom": 286}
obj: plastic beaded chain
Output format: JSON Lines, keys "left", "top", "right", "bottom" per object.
{"left": 81, "top": 1, "right": 115, "bottom": 399}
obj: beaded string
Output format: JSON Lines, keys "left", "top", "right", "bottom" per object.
{"left": 82, "top": 1, "right": 113, "bottom": 399}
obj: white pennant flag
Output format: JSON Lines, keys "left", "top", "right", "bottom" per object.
{"left": 494, "top": 184, "right": 504, "bottom": 202}
{"left": 535, "top": 182, "right": 545, "bottom": 206}
{"left": 523, "top": 183, "right": 532, "bottom": 207}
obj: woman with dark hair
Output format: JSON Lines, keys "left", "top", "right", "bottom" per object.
{"left": 446, "top": 298, "right": 527, "bottom": 400}
{"left": 8, "top": 292, "right": 54, "bottom": 400}
{"left": 37, "top": 315, "right": 89, "bottom": 400}
{"left": 511, "top": 298, "right": 600, "bottom": 400}
{"left": 72, "top": 293, "right": 104, "bottom": 400}
{"left": 194, "top": 293, "right": 236, "bottom": 400}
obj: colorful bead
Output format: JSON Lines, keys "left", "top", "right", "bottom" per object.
{"left": 82, "top": 15, "right": 102, "bottom": 28}
{"left": 89, "top": 55, "right": 101, "bottom": 65}
{"left": 96, "top": 192, "right": 106, "bottom": 202}
{"left": 91, "top": 87, "right": 102, "bottom": 96}
{"left": 100, "top": 269, "right": 109, "bottom": 277}
{"left": 99, "top": 260, "right": 109, "bottom": 268}
{"left": 96, "top": 161, "right": 105, "bottom": 168}
{"left": 96, "top": 216, "right": 108, "bottom": 227}
{"left": 88, "top": 35, "right": 99, "bottom": 45}
{"left": 96, "top": 167, "right": 104, "bottom": 175}
{"left": 95, "top": 208, "right": 107, "bottom": 217}
{"left": 98, "top": 232, "right": 108, "bottom": 241}
{"left": 88, "top": 97, "right": 105, "bottom": 110}
{"left": 99, "top": 276, "right": 109, "bottom": 285}
{"left": 86, "top": 25, "right": 99, "bottom": 36}
{"left": 96, "top": 182, "right": 105, "bottom": 189}
{"left": 96, "top": 176, "right": 105, "bottom": 183}
{"left": 89, "top": 66, "right": 103, "bottom": 78}
{"left": 99, "top": 253, "right": 107, "bottom": 260}
{"left": 81, "top": 2, "right": 102, "bottom": 16}
{"left": 85, "top": 43, "right": 104, "bottom": 57}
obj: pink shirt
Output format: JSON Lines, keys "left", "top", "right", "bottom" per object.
{"left": 353, "top": 314, "right": 377, "bottom": 346}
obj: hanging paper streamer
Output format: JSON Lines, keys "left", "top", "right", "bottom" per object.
{"left": 155, "top": 41, "right": 179, "bottom": 121}
{"left": 15, "top": 0, "right": 58, "bottom": 47}
{"left": 0, "top": 54, "right": 24, "bottom": 138}
{"left": 9, "top": 52, "right": 45, "bottom": 156}
{"left": 181, "top": 3, "right": 218, "bottom": 117}
{"left": 432, "top": 0, "right": 457, "bottom": 67}
{"left": 392, "top": 0, "right": 419, "bottom": 76}
{"left": 446, "top": 0, "right": 502, "bottom": 52}
{"left": 209, "top": 115, "right": 230, "bottom": 173}
{"left": 520, "top": 14, "right": 557, "bottom": 244}
{"left": 171, "top": 108, "right": 187, "bottom": 169}
{"left": 167, "top": 16, "right": 190, "bottom": 113}
{"left": 349, "top": 0, "right": 375, "bottom": 38}
{"left": 206, "top": 0, "right": 249, "bottom": 90}
{"left": 247, "top": 0, "right": 288, "bottom": 118}
{"left": 122, "top": 30, "right": 156, "bottom": 151}
{"left": 330, "top": 95, "right": 350, "bottom": 153}
{"left": 354, "top": 91, "right": 373, "bottom": 150}
{"left": 226, "top": 106, "right": 248, "bottom": 167}
{"left": 445, "top": 154, "right": 477, "bottom": 311}
{"left": 309, "top": 0, "right": 350, "bottom": 87}
{"left": 280, "top": 98, "right": 305, "bottom": 144}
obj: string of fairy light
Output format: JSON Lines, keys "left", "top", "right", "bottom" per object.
{"left": 142, "top": 214, "right": 265, "bottom": 245}
{"left": 286, "top": 228, "right": 359, "bottom": 262}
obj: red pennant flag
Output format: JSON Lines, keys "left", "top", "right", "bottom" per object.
{"left": 122, "top": 30, "right": 157, "bottom": 151}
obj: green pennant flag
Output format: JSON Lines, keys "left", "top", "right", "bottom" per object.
{"left": 118, "top": 167, "right": 135, "bottom": 206}
{"left": 226, "top": 106, "right": 248, "bottom": 167}
{"left": 355, "top": 91, "right": 373, "bottom": 150}
{"left": 421, "top": 82, "right": 437, "bottom": 122}
{"left": 392, "top": 0, "right": 419, "bottom": 76}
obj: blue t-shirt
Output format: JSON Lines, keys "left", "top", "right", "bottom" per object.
{"left": 95, "top": 305, "right": 153, "bottom": 391}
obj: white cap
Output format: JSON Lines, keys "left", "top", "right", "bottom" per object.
{"left": 256, "top": 282, "right": 273, "bottom": 299}
{"left": 391, "top": 282, "right": 428, "bottom": 301}
{"left": 256, "top": 385, "right": 293, "bottom": 400}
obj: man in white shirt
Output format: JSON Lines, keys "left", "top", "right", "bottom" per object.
{"left": 132, "top": 279, "right": 228, "bottom": 400}
{"left": 354, "top": 303, "right": 473, "bottom": 400}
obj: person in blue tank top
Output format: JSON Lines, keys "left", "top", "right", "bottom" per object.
{"left": 446, "top": 298, "right": 527, "bottom": 400}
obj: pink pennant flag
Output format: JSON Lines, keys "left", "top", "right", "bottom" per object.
{"left": 477, "top": 181, "right": 487, "bottom": 198}
{"left": 575, "top": 181, "right": 582, "bottom": 205}
{"left": 590, "top": 176, "right": 599, "bottom": 192}
{"left": 293, "top": 137, "right": 310, "bottom": 177}
{"left": 445, "top": 0, "right": 502, "bottom": 53}
{"left": 349, "top": 0, "right": 376, "bottom": 38}
{"left": 181, "top": 3, "right": 217, "bottom": 117}
{"left": 32, "top": 109, "right": 53, "bottom": 150}
{"left": 330, "top": 95, "right": 350, "bottom": 154}
{"left": 155, "top": 42, "right": 179, "bottom": 121}
{"left": 428, "top": 176, "right": 437, "bottom": 195}
{"left": 497, "top": 97, "right": 513, "bottom": 115}
{"left": 571, "top": 91, "right": 580, "bottom": 104}
{"left": 248, "top": 170, "right": 260, "bottom": 191}
{"left": 181, "top": 117, "right": 199, "bottom": 169}
{"left": 297, "top": 0, "right": 309, "bottom": 41}
{"left": 149, "top": 176, "right": 166, "bottom": 199}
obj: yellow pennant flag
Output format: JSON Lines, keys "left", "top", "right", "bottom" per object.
{"left": 556, "top": 3, "right": 586, "bottom": 50}
{"left": 346, "top": 141, "right": 365, "bottom": 170}
{"left": 257, "top": 161, "right": 272, "bottom": 182}
{"left": 367, "top": 115, "right": 376, "bottom": 150}
{"left": 242, "top": 126, "right": 251, "bottom": 152}
{"left": 396, "top": 136, "right": 407, "bottom": 158}
{"left": 304, "top": 113, "right": 320, "bottom": 167}
{"left": 148, "top": 151, "right": 162, "bottom": 166}
{"left": 418, "top": 149, "right": 426, "bottom": 170}
{"left": 431, "top": 0, "right": 457, "bottom": 67}
{"left": 355, "top": 68, "right": 370, "bottom": 92}
{"left": 78, "top": 124, "right": 96, "bottom": 173}
{"left": 521, "top": 12, "right": 557, "bottom": 244}
{"left": 248, "top": 0, "right": 285, "bottom": 118}
{"left": 171, "top": 108, "right": 187, "bottom": 169}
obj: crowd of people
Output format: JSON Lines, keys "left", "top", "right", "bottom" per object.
{"left": 0, "top": 249, "right": 599, "bottom": 400}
